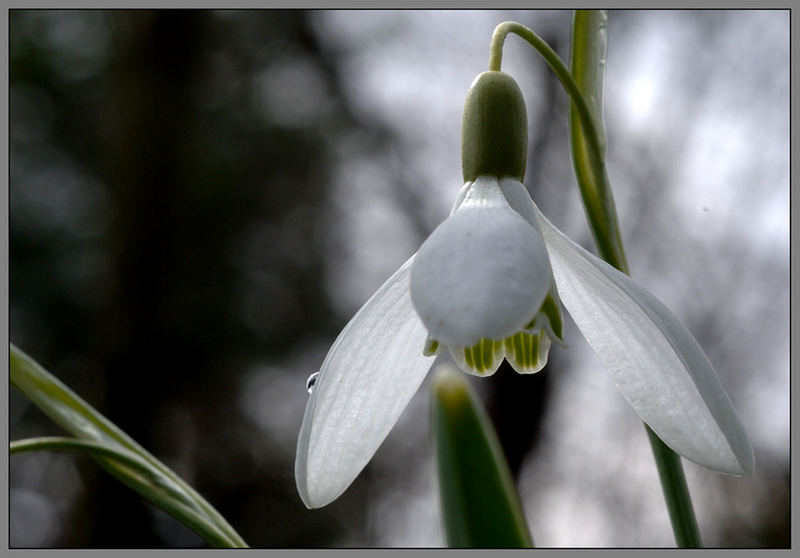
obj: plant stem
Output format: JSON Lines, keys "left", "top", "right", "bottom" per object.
{"left": 569, "top": 10, "right": 701, "bottom": 547}
{"left": 644, "top": 426, "right": 703, "bottom": 547}
{"left": 488, "top": 13, "right": 703, "bottom": 547}
{"left": 488, "top": 21, "right": 605, "bottom": 162}
{"left": 488, "top": 19, "right": 628, "bottom": 269}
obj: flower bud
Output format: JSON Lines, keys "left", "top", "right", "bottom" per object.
{"left": 461, "top": 71, "right": 528, "bottom": 183}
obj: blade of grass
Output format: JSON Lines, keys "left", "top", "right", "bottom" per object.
{"left": 9, "top": 343, "right": 248, "bottom": 548}
{"left": 431, "top": 366, "right": 533, "bottom": 548}
{"left": 11, "top": 437, "right": 235, "bottom": 548}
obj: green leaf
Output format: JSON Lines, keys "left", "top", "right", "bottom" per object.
{"left": 9, "top": 343, "right": 248, "bottom": 548}
{"left": 568, "top": 10, "right": 629, "bottom": 273}
{"left": 430, "top": 366, "right": 533, "bottom": 548}
{"left": 11, "top": 437, "right": 235, "bottom": 547}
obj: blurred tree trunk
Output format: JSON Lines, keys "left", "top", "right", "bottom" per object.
{"left": 86, "top": 11, "right": 206, "bottom": 547}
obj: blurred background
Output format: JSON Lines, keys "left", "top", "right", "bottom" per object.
{"left": 9, "top": 10, "right": 789, "bottom": 548}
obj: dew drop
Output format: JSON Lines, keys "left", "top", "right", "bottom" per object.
{"left": 306, "top": 372, "right": 319, "bottom": 394}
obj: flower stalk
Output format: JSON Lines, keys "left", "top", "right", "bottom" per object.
{"left": 488, "top": 12, "right": 704, "bottom": 547}
{"left": 488, "top": 18, "right": 626, "bottom": 270}
{"left": 567, "top": 10, "right": 701, "bottom": 547}
{"left": 645, "top": 425, "right": 703, "bottom": 547}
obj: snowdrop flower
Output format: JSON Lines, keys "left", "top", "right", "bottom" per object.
{"left": 296, "top": 71, "right": 753, "bottom": 509}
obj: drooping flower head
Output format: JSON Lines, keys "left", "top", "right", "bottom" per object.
{"left": 411, "top": 71, "right": 564, "bottom": 376}
{"left": 295, "top": 69, "right": 753, "bottom": 510}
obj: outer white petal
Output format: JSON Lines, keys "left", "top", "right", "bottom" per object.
{"left": 295, "top": 256, "right": 436, "bottom": 508}
{"left": 410, "top": 178, "right": 552, "bottom": 347}
{"left": 449, "top": 181, "right": 474, "bottom": 215}
{"left": 498, "top": 177, "right": 542, "bottom": 231}
{"left": 535, "top": 206, "right": 754, "bottom": 476}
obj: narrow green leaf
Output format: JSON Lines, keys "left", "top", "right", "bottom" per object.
{"left": 9, "top": 343, "right": 248, "bottom": 548}
{"left": 431, "top": 366, "right": 533, "bottom": 548}
{"left": 11, "top": 437, "right": 235, "bottom": 548}
{"left": 568, "top": 10, "right": 629, "bottom": 273}
{"left": 11, "top": 437, "right": 187, "bottom": 503}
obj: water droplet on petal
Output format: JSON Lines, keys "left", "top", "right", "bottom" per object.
{"left": 306, "top": 372, "right": 319, "bottom": 394}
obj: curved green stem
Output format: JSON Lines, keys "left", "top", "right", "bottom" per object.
{"left": 488, "top": 21, "right": 604, "bottom": 161}
{"left": 488, "top": 18, "right": 627, "bottom": 270}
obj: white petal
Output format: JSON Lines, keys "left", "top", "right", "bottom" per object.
{"left": 449, "top": 181, "right": 474, "bottom": 215}
{"left": 410, "top": 178, "right": 552, "bottom": 347}
{"left": 498, "top": 177, "right": 542, "bottom": 231}
{"left": 295, "top": 256, "right": 436, "bottom": 508}
{"left": 536, "top": 207, "right": 754, "bottom": 476}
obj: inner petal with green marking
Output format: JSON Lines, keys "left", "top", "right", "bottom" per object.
{"left": 448, "top": 329, "right": 552, "bottom": 377}
{"left": 504, "top": 330, "right": 551, "bottom": 374}
{"left": 448, "top": 337, "right": 505, "bottom": 376}
{"left": 425, "top": 287, "right": 565, "bottom": 376}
